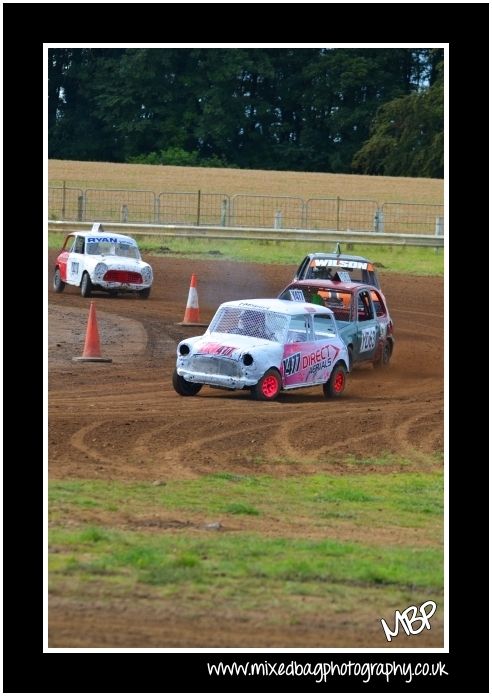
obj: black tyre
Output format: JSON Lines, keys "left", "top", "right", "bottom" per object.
{"left": 347, "top": 345, "right": 353, "bottom": 370}
{"left": 172, "top": 369, "right": 202, "bottom": 396}
{"left": 251, "top": 368, "right": 281, "bottom": 401}
{"left": 80, "top": 272, "right": 93, "bottom": 298}
{"left": 323, "top": 362, "right": 347, "bottom": 398}
{"left": 139, "top": 287, "right": 151, "bottom": 299}
{"left": 373, "top": 339, "right": 392, "bottom": 369}
{"left": 53, "top": 268, "right": 65, "bottom": 293}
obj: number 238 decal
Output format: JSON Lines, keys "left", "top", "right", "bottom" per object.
{"left": 360, "top": 327, "right": 377, "bottom": 352}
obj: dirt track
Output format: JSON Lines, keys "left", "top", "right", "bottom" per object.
{"left": 48, "top": 252, "right": 444, "bottom": 647}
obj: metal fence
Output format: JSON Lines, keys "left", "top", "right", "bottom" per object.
{"left": 48, "top": 186, "right": 444, "bottom": 235}
{"left": 230, "top": 195, "right": 305, "bottom": 229}
{"left": 381, "top": 202, "right": 444, "bottom": 234}
{"left": 305, "top": 197, "right": 379, "bottom": 232}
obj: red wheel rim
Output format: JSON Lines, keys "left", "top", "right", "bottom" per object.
{"left": 333, "top": 370, "right": 345, "bottom": 392}
{"left": 261, "top": 375, "right": 278, "bottom": 398}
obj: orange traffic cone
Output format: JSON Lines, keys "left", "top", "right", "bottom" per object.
{"left": 178, "top": 274, "right": 208, "bottom": 326}
{"left": 73, "top": 302, "right": 112, "bottom": 363}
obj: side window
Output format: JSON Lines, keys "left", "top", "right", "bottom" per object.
{"left": 371, "top": 290, "right": 386, "bottom": 317}
{"left": 63, "top": 235, "right": 76, "bottom": 252}
{"left": 313, "top": 314, "right": 336, "bottom": 338}
{"left": 357, "top": 291, "right": 374, "bottom": 322}
{"left": 297, "top": 257, "right": 310, "bottom": 279}
{"left": 73, "top": 236, "right": 85, "bottom": 254}
{"left": 288, "top": 315, "right": 311, "bottom": 342}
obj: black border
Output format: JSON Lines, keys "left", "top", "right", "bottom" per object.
{"left": 3, "top": 11, "right": 488, "bottom": 694}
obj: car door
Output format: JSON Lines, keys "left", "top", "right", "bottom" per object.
{"left": 282, "top": 314, "right": 311, "bottom": 387}
{"left": 282, "top": 313, "right": 335, "bottom": 388}
{"left": 354, "top": 289, "right": 379, "bottom": 361}
{"left": 67, "top": 235, "right": 85, "bottom": 285}
{"left": 57, "top": 235, "right": 75, "bottom": 282}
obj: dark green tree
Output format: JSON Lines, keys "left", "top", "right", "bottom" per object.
{"left": 48, "top": 47, "right": 444, "bottom": 176}
{"left": 352, "top": 51, "right": 444, "bottom": 178}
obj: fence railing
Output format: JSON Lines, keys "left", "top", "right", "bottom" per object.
{"left": 48, "top": 186, "right": 444, "bottom": 236}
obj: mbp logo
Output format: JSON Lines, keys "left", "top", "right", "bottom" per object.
{"left": 380, "top": 600, "right": 437, "bottom": 642}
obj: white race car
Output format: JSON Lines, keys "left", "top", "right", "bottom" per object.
{"left": 53, "top": 223, "right": 153, "bottom": 298}
{"left": 173, "top": 298, "right": 350, "bottom": 401}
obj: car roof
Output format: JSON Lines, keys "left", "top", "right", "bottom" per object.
{"left": 218, "top": 298, "right": 336, "bottom": 317}
{"left": 74, "top": 231, "right": 139, "bottom": 245}
{"left": 306, "top": 252, "right": 374, "bottom": 264}
{"left": 286, "top": 280, "right": 374, "bottom": 294}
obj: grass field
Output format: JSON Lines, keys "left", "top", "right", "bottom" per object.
{"left": 48, "top": 159, "right": 444, "bottom": 205}
{"left": 48, "top": 233, "right": 444, "bottom": 276}
{"left": 49, "top": 458, "right": 443, "bottom": 625}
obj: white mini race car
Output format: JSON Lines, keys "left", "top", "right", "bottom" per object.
{"left": 173, "top": 298, "right": 350, "bottom": 401}
{"left": 53, "top": 223, "right": 153, "bottom": 298}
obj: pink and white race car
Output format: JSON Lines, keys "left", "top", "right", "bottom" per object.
{"left": 173, "top": 299, "right": 349, "bottom": 401}
{"left": 53, "top": 223, "right": 153, "bottom": 298}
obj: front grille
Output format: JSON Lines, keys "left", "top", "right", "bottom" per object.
{"left": 103, "top": 270, "right": 142, "bottom": 283}
{"left": 190, "top": 355, "right": 242, "bottom": 378}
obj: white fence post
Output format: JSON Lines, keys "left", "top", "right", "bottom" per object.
{"left": 220, "top": 198, "right": 228, "bottom": 226}
{"left": 435, "top": 215, "right": 443, "bottom": 254}
{"left": 374, "top": 208, "right": 384, "bottom": 233}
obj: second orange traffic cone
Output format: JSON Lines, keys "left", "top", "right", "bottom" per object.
{"left": 73, "top": 301, "right": 112, "bottom": 363}
{"left": 178, "top": 274, "right": 208, "bottom": 326}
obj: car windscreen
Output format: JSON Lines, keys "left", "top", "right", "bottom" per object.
{"left": 86, "top": 241, "right": 140, "bottom": 259}
{"left": 209, "top": 307, "right": 289, "bottom": 342}
{"left": 303, "top": 259, "right": 379, "bottom": 287}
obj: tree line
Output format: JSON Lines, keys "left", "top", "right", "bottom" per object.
{"left": 48, "top": 47, "right": 443, "bottom": 178}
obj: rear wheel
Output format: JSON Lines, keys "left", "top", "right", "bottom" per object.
{"left": 172, "top": 369, "right": 202, "bottom": 396}
{"left": 80, "top": 272, "right": 92, "bottom": 298}
{"left": 53, "top": 268, "right": 65, "bottom": 293}
{"left": 373, "top": 340, "right": 392, "bottom": 368}
{"left": 252, "top": 369, "right": 281, "bottom": 401}
{"left": 323, "top": 362, "right": 347, "bottom": 398}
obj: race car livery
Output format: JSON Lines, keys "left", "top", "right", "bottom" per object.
{"left": 173, "top": 299, "right": 349, "bottom": 401}
{"left": 53, "top": 223, "right": 153, "bottom": 298}
{"left": 278, "top": 280, "right": 394, "bottom": 369}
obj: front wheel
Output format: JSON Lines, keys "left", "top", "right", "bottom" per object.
{"left": 323, "top": 362, "right": 347, "bottom": 398}
{"left": 347, "top": 345, "right": 353, "bottom": 371}
{"left": 53, "top": 268, "right": 65, "bottom": 293}
{"left": 139, "top": 287, "right": 151, "bottom": 299}
{"left": 80, "top": 272, "right": 92, "bottom": 298}
{"left": 172, "top": 369, "right": 202, "bottom": 396}
{"left": 252, "top": 368, "right": 281, "bottom": 401}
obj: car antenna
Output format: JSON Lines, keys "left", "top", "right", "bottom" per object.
{"left": 334, "top": 241, "right": 341, "bottom": 255}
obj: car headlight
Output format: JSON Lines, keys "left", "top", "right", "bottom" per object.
{"left": 141, "top": 266, "right": 153, "bottom": 283}
{"left": 94, "top": 263, "right": 107, "bottom": 281}
{"left": 179, "top": 343, "right": 190, "bottom": 356}
{"left": 242, "top": 353, "right": 254, "bottom": 366}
